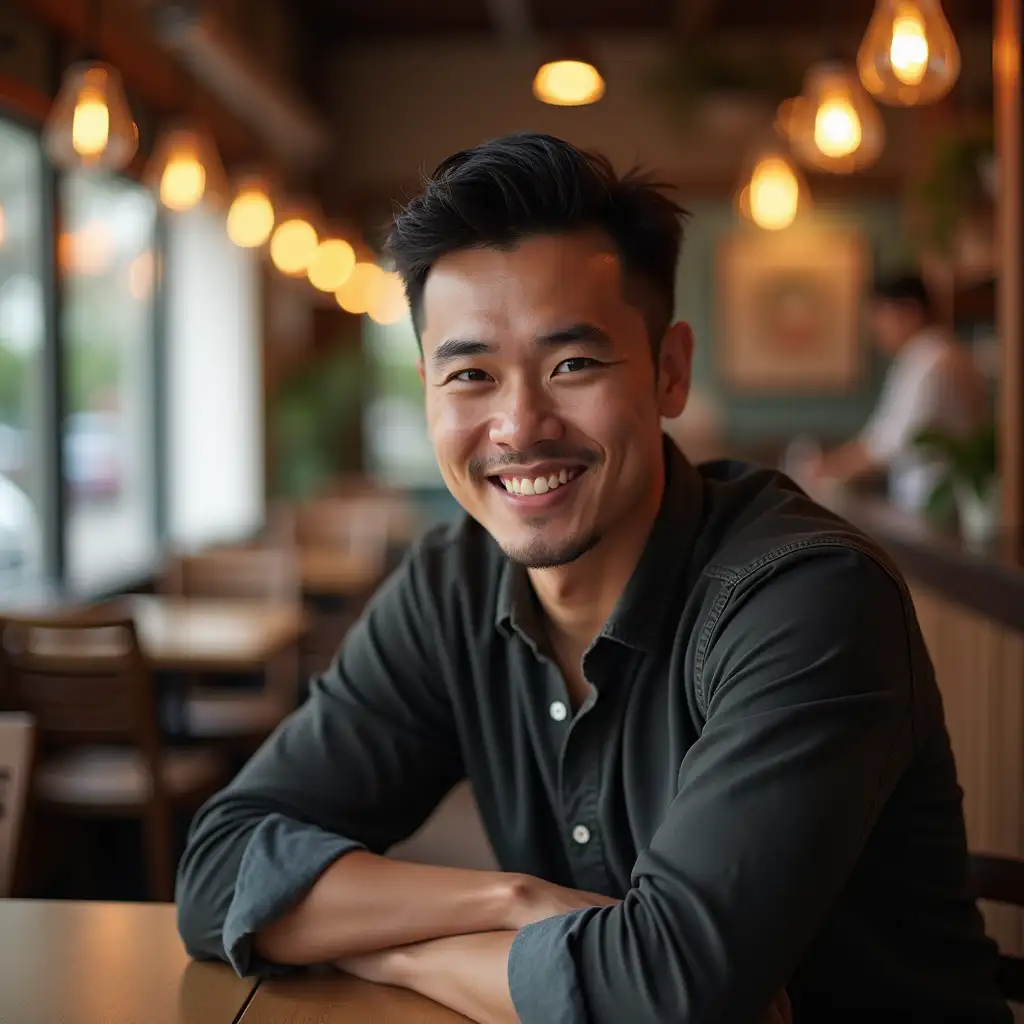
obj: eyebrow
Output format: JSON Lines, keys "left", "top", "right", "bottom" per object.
{"left": 431, "top": 322, "right": 614, "bottom": 368}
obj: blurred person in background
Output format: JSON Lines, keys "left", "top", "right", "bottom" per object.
{"left": 804, "top": 273, "right": 989, "bottom": 511}
{"left": 176, "top": 135, "right": 1008, "bottom": 1024}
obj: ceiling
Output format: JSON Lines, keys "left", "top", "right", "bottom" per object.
{"left": 292, "top": 0, "right": 991, "bottom": 43}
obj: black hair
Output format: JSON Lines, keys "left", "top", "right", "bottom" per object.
{"left": 384, "top": 132, "right": 688, "bottom": 352}
{"left": 870, "top": 273, "right": 935, "bottom": 320}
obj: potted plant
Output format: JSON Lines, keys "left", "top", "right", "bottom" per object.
{"left": 912, "top": 422, "right": 999, "bottom": 546}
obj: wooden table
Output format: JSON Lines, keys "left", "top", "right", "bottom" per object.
{"left": 127, "top": 595, "right": 307, "bottom": 673}
{"left": 0, "top": 900, "right": 470, "bottom": 1023}
{"left": 0, "top": 899, "right": 257, "bottom": 1024}
{"left": 239, "top": 972, "right": 470, "bottom": 1023}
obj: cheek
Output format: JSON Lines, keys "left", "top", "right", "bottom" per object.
{"left": 426, "top": 399, "right": 481, "bottom": 466}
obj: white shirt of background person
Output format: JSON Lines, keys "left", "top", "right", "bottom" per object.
{"left": 859, "top": 324, "right": 986, "bottom": 512}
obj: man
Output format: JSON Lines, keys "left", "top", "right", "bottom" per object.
{"left": 176, "top": 133, "right": 1009, "bottom": 1023}
{"left": 806, "top": 274, "right": 988, "bottom": 511}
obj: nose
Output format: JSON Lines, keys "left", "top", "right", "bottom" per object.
{"left": 488, "top": 377, "right": 563, "bottom": 450}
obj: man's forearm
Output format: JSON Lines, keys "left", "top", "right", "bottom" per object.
{"left": 343, "top": 931, "right": 519, "bottom": 1024}
{"left": 254, "top": 851, "right": 520, "bottom": 964}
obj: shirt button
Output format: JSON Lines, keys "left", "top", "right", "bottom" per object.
{"left": 548, "top": 700, "right": 568, "bottom": 722}
{"left": 572, "top": 824, "right": 591, "bottom": 845}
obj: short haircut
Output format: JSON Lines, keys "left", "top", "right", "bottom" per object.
{"left": 384, "top": 132, "right": 688, "bottom": 354}
{"left": 870, "top": 273, "right": 935, "bottom": 320}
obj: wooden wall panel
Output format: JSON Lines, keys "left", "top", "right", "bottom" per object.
{"left": 910, "top": 582, "right": 1024, "bottom": 954}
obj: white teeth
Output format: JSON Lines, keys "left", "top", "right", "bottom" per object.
{"left": 502, "top": 468, "right": 581, "bottom": 495}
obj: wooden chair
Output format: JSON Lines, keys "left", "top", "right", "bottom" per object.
{"left": 161, "top": 546, "right": 301, "bottom": 602}
{"left": 970, "top": 852, "right": 1024, "bottom": 1003}
{"left": 0, "top": 613, "right": 226, "bottom": 900}
{"left": 0, "top": 712, "right": 36, "bottom": 896}
{"left": 160, "top": 547, "right": 303, "bottom": 740}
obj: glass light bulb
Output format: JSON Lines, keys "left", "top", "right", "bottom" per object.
{"left": 890, "top": 8, "right": 930, "bottom": 84}
{"left": 227, "top": 183, "right": 275, "bottom": 248}
{"left": 749, "top": 157, "right": 799, "bottom": 231}
{"left": 308, "top": 239, "right": 356, "bottom": 292}
{"left": 533, "top": 60, "right": 605, "bottom": 106}
{"left": 270, "top": 218, "right": 319, "bottom": 275}
{"left": 857, "top": 0, "right": 960, "bottom": 106}
{"left": 368, "top": 272, "right": 408, "bottom": 325}
{"left": 336, "top": 262, "right": 384, "bottom": 314}
{"left": 160, "top": 153, "right": 206, "bottom": 212}
{"left": 814, "top": 95, "right": 863, "bottom": 158}
{"left": 72, "top": 87, "right": 110, "bottom": 157}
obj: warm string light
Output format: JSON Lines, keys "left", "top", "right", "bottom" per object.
{"left": 227, "top": 181, "right": 275, "bottom": 248}
{"left": 308, "top": 239, "right": 356, "bottom": 292}
{"left": 270, "top": 217, "right": 319, "bottom": 275}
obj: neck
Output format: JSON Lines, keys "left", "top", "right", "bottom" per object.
{"left": 528, "top": 470, "right": 666, "bottom": 653}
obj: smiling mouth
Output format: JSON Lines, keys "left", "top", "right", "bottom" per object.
{"left": 488, "top": 466, "right": 586, "bottom": 497}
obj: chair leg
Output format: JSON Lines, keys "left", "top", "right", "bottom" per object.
{"left": 142, "top": 801, "right": 176, "bottom": 902}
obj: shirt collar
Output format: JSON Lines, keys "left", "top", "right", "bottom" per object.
{"left": 495, "top": 435, "right": 704, "bottom": 653}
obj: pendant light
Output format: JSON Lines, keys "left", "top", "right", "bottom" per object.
{"left": 145, "top": 121, "right": 228, "bottom": 212}
{"left": 735, "top": 140, "right": 811, "bottom": 232}
{"left": 857, "top": 0, "right": 960, "bottom": 106}
{"left": 781, "top": 62, "right": 885, "bottom": 174}
{"left": 42, "top": 0, "right": 138, "bottom": 172}
{"left": 533, "top": 39, "right": 604, "bottom": 107}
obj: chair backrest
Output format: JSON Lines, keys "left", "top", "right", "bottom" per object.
{"left": 290, "top": 496, "right": 412, "bottom": 562}
{"left": 0, "top": 613, "right": 161, "bottom": 755}
{"left": 163, "top": 546, "right": 300, "bottom": 603}
{"left": 0, "top": 711, "right": 35, "bottom": 897}
{"left": 970, "top": 852, "right": 1024, "bottom": 1002}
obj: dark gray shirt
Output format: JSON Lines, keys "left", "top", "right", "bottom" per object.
{"left": 176, "top": 439, "right": 1009, "bottom": 1023}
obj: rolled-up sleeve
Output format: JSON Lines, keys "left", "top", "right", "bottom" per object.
{"left": 175, "top": 538, "right": 464, "bottom": 975}
{"left": 508, "top": 545, "right": 918, "bottom": 1023}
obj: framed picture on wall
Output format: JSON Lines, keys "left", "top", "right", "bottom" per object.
{"left": 716, "top": 226, "right": 868, "bottom": 393}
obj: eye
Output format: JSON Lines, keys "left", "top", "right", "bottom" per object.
{"left": 447, "top": 368, "right": 492, "bottom": 384}
{"left": 553, "top": 357, "right": 599, "bottom": 375}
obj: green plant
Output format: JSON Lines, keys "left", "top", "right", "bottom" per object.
{"left": 646, "top": 44, "right": 804, "bottom": 127}
{"left": 912, "top": 422, "right": 997, "bottom": 523}
{"left": 913, "top": 126, "right": 995, "bottom": 255}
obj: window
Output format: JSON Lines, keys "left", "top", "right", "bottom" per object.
{"left": 165, "top": 207, "right": 263, "bottom": 550}
{"left": 363, "top": 312, "right": 441, "bottom": 487}
{"left": 0, "top": 119, "right": 46, "bottom": 594}
{"left": 61, "top": 172, "right": 158, "bottom": 590}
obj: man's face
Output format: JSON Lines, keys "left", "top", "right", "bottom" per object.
{"left": 868, "top": 299, "right": 923, "bottom": 355}
{"left": 418, "top": 231, "right": 692, "bottom": 569}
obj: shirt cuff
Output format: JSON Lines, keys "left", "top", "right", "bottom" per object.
{"left": 508, "top": 908, "right": 599, "bottom": 1023}
{"left": 222, "top": 813, "right": 365, "bottom": 976}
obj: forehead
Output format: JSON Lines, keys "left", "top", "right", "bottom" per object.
{"left": 419, "top": 232, "right": 632, "bottom": 347}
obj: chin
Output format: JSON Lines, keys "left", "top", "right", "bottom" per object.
{"left": 499, "top": 530, "right": 601, "bottom": 570}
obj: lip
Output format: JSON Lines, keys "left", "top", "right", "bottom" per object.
{"left": 488, "top": 466, "right": 587, "bottom": 511}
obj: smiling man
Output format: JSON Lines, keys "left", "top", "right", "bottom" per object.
{"left": 176, "top": 133, "right": 1009, "bottom": 1023}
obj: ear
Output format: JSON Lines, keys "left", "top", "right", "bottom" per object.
{"left": 417, "top": 359, "right": 425, "bottom": 385}
{"left": 656, "top": 321, "right": 693, "bottom": 420}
